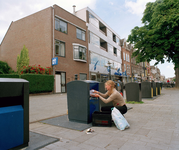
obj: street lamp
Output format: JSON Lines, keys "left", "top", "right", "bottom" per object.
{"left": 107, "top": 61, "right": 112, "bottom": 80}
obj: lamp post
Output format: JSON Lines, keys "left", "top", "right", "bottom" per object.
{"left": 107, "top": 61, "right": 112, "bottom": 80}
{"left": 120, "top": 39, "right": 124, "bottom": 82}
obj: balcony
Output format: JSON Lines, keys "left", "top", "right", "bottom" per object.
{"left": 99, "top": 21, "right": 107, "bottom": 36}
{"left": 113, "top": 33, "right": 116, "bottom": 43}
{"left": 100, "top": 38, "right": 107, "bottom": 52}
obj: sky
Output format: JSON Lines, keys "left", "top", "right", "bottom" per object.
{"left": 0, "top": 0, "right": 175, "bottom": 78}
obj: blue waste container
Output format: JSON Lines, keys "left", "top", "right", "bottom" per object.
{"left": 0, "top": 78, "right": 29, "bottom": 150}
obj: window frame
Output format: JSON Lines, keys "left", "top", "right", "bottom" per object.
{"left": 55, "top": 17, "right": 67, "bottom": 34}
{"left": 76, "top": 28, "right": 85, "bottom": 41}
{"left": 55, "top": 40, "right": 65, "bottom": 57}
{"left": 73, "top": 43, "right": 87, "bottom": 62}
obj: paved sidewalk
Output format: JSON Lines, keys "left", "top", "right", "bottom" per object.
{"left": 29, "top": 88, "right": 179, "bottom": 150}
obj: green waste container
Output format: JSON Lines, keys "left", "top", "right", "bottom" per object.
{"left": 156, "top": 82, "right": 161, "bottom": 95}
{"left": 67, "top": 80, "right": 100, "bottom": 123}
{"left": 152, "top": 82, "right": 158, "bottom": 96}
{"left": 141, "top": 81, "right": 153, "bottom": 98}
{"left": 125, "top": 82, "right": 141, "bottom": 102}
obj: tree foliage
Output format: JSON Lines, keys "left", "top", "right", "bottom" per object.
{"left": 0, "top": 61, "right": 11, "bottom": 74}
{"left": 127, "top": 0, "right": 179, "bottom": 87}
{"left": 17, "top": 45, "right": 29, "bottom": 74}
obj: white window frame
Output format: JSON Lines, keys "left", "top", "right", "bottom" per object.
{"left": 73, "top": 43, "right": 87, "bottom": 62}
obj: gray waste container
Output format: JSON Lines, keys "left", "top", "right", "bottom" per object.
{"left": 141, "top": 81, "right": 153, "bottom": 98}
{"left": 125, "top": 82, "right": 141, "bottom": 102}
{"left": 156, "top": 82, "right": 161, "bottom": 95}
{"left": 67, "top": 80, "right": 100, "bottom": 123}
{"left": 0, "top": 78, "right": 29, "bottom": 150}
{"left": 152, "top": 82, "right": 158, "bottom": 96}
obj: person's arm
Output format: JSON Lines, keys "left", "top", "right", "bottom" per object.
{"left": 98, "top": 91, "right": 108, "bottom": 98}
{"left": 98, "top": 92, "right": 116, "bottom": 104}
{"left": 93, "top": 90, "right": 108, "bottom": 98}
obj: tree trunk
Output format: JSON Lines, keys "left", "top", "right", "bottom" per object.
{"left": 175, "top": 67, "right": 179, "bottom": 88}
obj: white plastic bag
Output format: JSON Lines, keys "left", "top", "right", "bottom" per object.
{"left": 111, "top": 107, "right": 130, "bottom": 130}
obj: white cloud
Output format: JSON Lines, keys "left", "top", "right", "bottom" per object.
{"left": 0, "top": 0, "right": 97, "bottom": 43}
{"left": 109, "top": 2, "right": 114, "bottom": 5}
{"left": 125, "top": 0, "right": 155, "bottom": 16}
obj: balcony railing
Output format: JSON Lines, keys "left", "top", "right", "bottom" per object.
{"left": 99, "top": 29, "right": 105, "bottom": 35}
{"left": 100, "top": 46, "right": 107, "bottom": 51}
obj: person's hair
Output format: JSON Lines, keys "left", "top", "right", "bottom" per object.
{"left": 105, "top": 80, "right": 116, "bottom": 95}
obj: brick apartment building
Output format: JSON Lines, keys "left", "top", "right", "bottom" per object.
{"left": 0, "top": 5, "right": 89, "bottom": 93}
{"left": 121, "top": 39, "right": 132, "bottom": 83}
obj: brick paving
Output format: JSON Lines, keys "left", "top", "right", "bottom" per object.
{"left": 29, "top": 88, "right": 179, "bottom": 150}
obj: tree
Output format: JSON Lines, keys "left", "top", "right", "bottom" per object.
{"left": 17, "top": 45, "right": 29, "bottom": 74}
{"left": 0, "top": 61, "right": 11, "bottom": 74}
{"left": 127, "top": 0, "right": 179, "bottom": 87}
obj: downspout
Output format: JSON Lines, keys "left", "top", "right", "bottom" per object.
{"left": 52, "top": 6, "right": 55, "bottom": 93}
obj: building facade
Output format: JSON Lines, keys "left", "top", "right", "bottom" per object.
{"left": 75, "top": 7, "right": 122, "bottom": 82}
{"left": 121, "top": 39, "right": 132, "bottom": 83}
{"left": 0, "top": 5, "right": 163, "bottom": 93}
{"left": 0, "top": 5, "right": 89, "bottom": 93}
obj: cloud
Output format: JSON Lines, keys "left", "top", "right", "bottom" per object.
{"left": 125, "top": 0, "right": 155, "bottom": 16}
{"left": 0, "top": 0, "right": 97, "bottom": 43}
{"left": 109, "top": 2, "right": 114, "bottom": 5}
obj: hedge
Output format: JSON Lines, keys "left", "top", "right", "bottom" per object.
{"left": 21, "top": 74, "right": 54, "bottom": 94}
{"left": 0, "top": 74, "right": 20, "bottom": 78}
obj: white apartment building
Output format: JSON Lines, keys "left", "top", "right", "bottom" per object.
{"left": 75, "top": 7, "right": 122, "bottom": 82}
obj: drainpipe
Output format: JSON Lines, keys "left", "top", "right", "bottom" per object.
{"left": 52, "top": 6, "right": 55, "bottom": 93}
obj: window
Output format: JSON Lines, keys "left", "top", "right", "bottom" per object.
{"left": 73, "top": 44, "right": 87, "bottom": 61}
{"left": 76, "top": 28, "right": 85, "bottom": 41}
{"left": 55, "top": 17, "right": 67, "bottom": 34}
{"left": 55, "top": 40, "right": 65, "bottom": 57}
{"left": 117, "top": 49, "right": 121, "bottom": 59}
{"left": 89, "top": 13, "right": 99, "bottom": 28}
{"left": 124, "top": 64, "right": 126, "bottom": 71}
{"left": 91, "top": 53, "right": 100, "bottom": 66}
{"left": 108, "top": 44, "right": 113, "bottom": 54}
{"left": 90, "top": 32, "right": 100, "bottom": 47}
{"left": 107, "top": 29, "right": 113, "bottom": 39}
{"left": 114, "top": 47, "right": 117, "bottom": 55}
{"left": 80, "top": 73, "right": 87, "bottom": 80}
{"left": 123, "top": 52, "right": 125, "bottom": 60}
{"left": 116, "top": 37, "right": 120, "bottom": 45}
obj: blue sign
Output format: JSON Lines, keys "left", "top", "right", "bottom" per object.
{"left": 94, "top": 60, "right": 99, "bottom": 70}
{"left": 52, "top": 57, "right": 58, "bottom": 66}
{"left": 114, "top": 68, "right": 121, "bottom": 76}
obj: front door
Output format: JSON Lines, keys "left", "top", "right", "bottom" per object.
{"left": 61, "top": 72, "right": 66, "bottom": 93}
{"left": 55, "top": 74, "right": 61, "bottom": 93}
{"left": 55, "top": 72, "right": 66, "bottom": 93}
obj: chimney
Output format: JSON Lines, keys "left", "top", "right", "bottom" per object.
{"left": 73, "top": 5, "right": 76, "bottom": 15}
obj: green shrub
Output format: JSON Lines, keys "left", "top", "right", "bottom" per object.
{"left": 0, "top": 74, "right": 20, "bottom": 78}
{"left": 21, "top": 74, "right": 54, "bottom": 93}
{"left": 0, "top": 61, "right": 11, "bottom": 74}
{"left": 17, "top": 45, "right": 29, "bottom": 74}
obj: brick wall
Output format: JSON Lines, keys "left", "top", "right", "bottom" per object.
{"left": 0, "top": 7, "right": 53, "bottom": 71}
{"left": 53, "top": 5, "right": 89, "bottom": 82}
